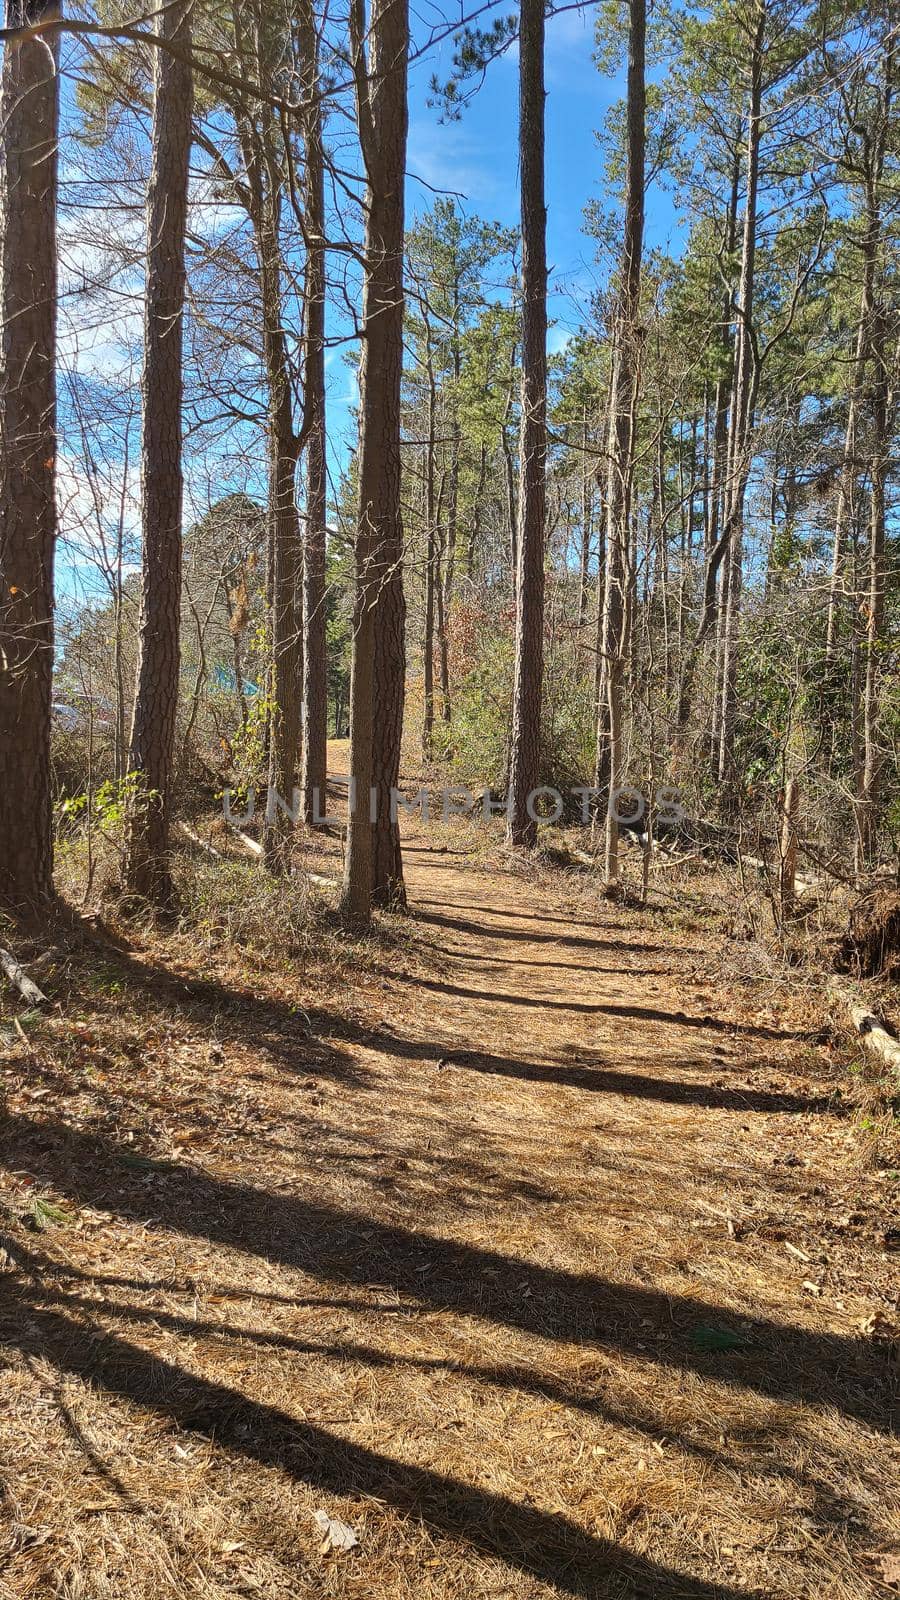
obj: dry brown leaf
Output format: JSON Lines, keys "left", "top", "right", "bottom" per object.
{"left": 874, "top": 1551, "right": 900, "bottom": 1587}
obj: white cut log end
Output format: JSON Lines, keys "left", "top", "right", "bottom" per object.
{"left": 829, "top": 979, "right": 900, "bottom": 1077}
{"left": 0, "top": 948, "right": 50, "bottom": 1008}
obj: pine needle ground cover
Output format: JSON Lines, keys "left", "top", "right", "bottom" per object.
{"left": 1, "top": 822, "right": 898, "bottom": 1600}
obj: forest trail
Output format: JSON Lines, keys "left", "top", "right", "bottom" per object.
{"left": 1, "top": 819, "right": 899, "bottom": 1599}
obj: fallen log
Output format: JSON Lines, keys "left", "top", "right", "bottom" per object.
{"left": 228, "top": 826, "right": 336, "bottom": 887}
{"left": 0, "top": 948, "right": 49, "bottom": 1008}
{"left": 178, "top": 822, "right": 223, "bottom": 859}
{"left": 741, "top": 853, "right": 819, "bottom": 896}
{"left": 828, "top": 979, "right": 900, "bottom": 1078}
{"left": 229, "top": 826, "right": 263, "bottom": 858}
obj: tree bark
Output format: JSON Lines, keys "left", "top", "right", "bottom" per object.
{"left": 506, "top": 0, "right": 547, "bottom": 849}
{"left": 676, "top": 130, "right": 740, "bottom": 737}
{"left": 824, "top": 269, "right": 869, "bottom": 673}
{"left": 599, "top": 0, "right": 645, "bottom": 886}
{"left": 0, "top": 0, "right": 59, "bottom": 917}
{"left": 300, "top": 5, "right": 329, "bottom": 829}
{"left": 341, "top": 0, "right": 409, "bottom": 924}
{"left": 125, "top": 0, "right": 192, "bottom": 905}
{"left": 263, "top": 381, "right": 303, "bottom": 869}
{"left": 716, "top": 3, "right": 765, "bottom": 809}
{"left": 422, "top": 359, "right": 437, "bottom": 754}
{"left": 577, "top": 407, "right": 593, "bottom": 637}
{"left": 856, "top": 298, "right": 889, "bottom": 867}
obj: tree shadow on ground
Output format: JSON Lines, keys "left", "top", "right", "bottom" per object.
{"left": 392, "top": 972, "right": 798, "bottom": 1040}
{"left": 1, "top": 1112, "right": 895, "bottom": 1434}
{"left": 0, "top": 1264, "right": 780, "bottom": 1600}
{"left": 433, "top": 1049, "right": 839, "bottom": 1115}
{"left": 416, "top": 906, "right": 669, "bottom": 955}
{"left": 5, "top": 1232, "right": 880, "bottom": 1560}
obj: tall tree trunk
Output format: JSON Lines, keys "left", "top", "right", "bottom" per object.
{"left": 824, "top": 273, "right": 869, "bottom": 674}
{"left": 856, "top": 300, "right": 890, "bottom": 867}
{"left": 232, "top": 74, "right": 304, "bottom": 869}
{"left": 125, "top": 0, "right": 192, "bottom": 905}
{"left": 466, "top": 441, "right": 487, "bottom": 579}
{"left": 599, "top": 0, "right": 645, "bottom": 886}
{"left": 300, "top": 9, "right": 329, "bottom": 828}
{"left": 422, "top": 359, "right": 437, "bottom": 754}
{"left": 0, "top": 0, "right": 59, "bottom": 917}
{"left": 501, "top": 342, "right": 518, "bottom": 588}
{"left": 341, "top": 0, "right": 409, "bottom": 923}
{"left": 439, "top": 290, "right": 461, "bottom": 729}
{"left": 435, "top": 512, "right": 451, "bottom": 730}
{"left": 577, "top": 407, "right": 593, "bottom": 636}
{"left": 716, "top": 4, "right": 764, "bottom": 809}
{"left": 506, "top": 0, "right": 547, "bottom": 849}
{"left": 677, "top": 132, "right": 740, "bottom": 738}
{"left": 263, "top": 379, "right": 302, "bottom": 869}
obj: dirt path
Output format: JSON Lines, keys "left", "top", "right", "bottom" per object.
{"left": 1, "top": 833, "right": 898, "bottom": 1599}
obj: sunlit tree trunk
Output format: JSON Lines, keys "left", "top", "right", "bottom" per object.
{"left": 716, "top": 3, "right": 765, "bottom": 809}
{"left": 599, "top": 0, "right": 645, "bottom": 887}
{"left": 301, "top": 7, "right": 329, "bottom": 829}
{"left": 125, "top": 0, "right": 192, "bottom": 905}
{"left": 0, "top": 0, "right": 59, "bottom": 916}
{"left": 856, "top": 300, "right": 890, "bottom": 868}
{"left": 341, "top": 0, "right": 409, "bottom": 923}
{"left": 677, "top": 131, "right": 739, "bottom": 739}
{"left": 422, "top": 354, "right": 437, "bottom": 754}
{"left": 506, "top": 0, "right": 547, "bottom": 848}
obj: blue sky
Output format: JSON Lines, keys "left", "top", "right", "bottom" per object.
{"left": 405, "top": 2, "right": 684, "bottom": 340}
{"left": 325, "top": 3, "right": 621, "bottom": 480}
{"left": 405, "top": 3, "right": 609, "bottom": 351}
{"left": 323, "top": 2, "right": 684, "bottom": 464}
{"left": 57, "top": 2, "right": 685, "bottom": 606}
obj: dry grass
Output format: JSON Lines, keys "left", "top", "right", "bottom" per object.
{"left": 1, "top": 774, "right": 899, "bottom": 1600}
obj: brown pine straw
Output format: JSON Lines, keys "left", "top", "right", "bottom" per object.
{"left": 1, "top": 812, "right": 898, "bottom": 1600}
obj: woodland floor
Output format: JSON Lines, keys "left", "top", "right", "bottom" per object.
{"left": 1, "top": 748, "right": 899, "bottom": 1599}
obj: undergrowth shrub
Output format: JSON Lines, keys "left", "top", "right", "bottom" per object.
{"left": 173, "top": 856, "right": 320, "bottom": 955}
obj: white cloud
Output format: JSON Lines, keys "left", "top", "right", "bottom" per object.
{"left": 545, "top": 3, "right": 598, "bottom": 87}
{"left": 56, "top": 451, "right": 142, "bottom": 570}
{"left": 406, "top": 116, "right": 505, "bottom": 207}
{"left": 58, "top": 206, "right": 145, "bottom": 382}
{"left": 548, "top": 326, "right": 574, "bottom": 356}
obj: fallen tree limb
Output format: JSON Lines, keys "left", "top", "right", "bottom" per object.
{"left": 228, "top": 826, "right": 263, "bottom": 858}
{"left": 227, "top": 826, "right": 336, "bottom": 887}
{"left": 0, "top": 948, "right": 49, "bottom": 1008}
{"left": 569, "top": 848, "right": 597, "bottom": 868}
{"left": 741, "top": 853, "right": 819, "bottom": 895}
{"left": 828, "top": 979, "right": 900, "bottom": 1078}
{"left": 178, "top": 822, "right": 223, "bottom": 859}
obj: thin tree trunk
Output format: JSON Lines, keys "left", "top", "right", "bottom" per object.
{"left": 125, "top": 0, "right": 192, "bottom": 905}
{"left": 341, "top": 0, "right": 409, "bottom": 923}
{"left": 502, "top": 343, "right": 518, "bottom": 590}
{"left": 824, "top": 290, "right": 868, "bottom": 671}
{"left": 717, "top": 4, "right": 765, "bottom": 809}
{"left": 600, "top": 0, "right": 645, "bottom": 886}
{"left": 300, "top": 7, "right": 328, "bottom": 828}
{"left": 422, "top": 361, "right": 437, "bottom": 753}
{"left": 506, "top": 0, "right": 547, "bottom": 849}
{"left": 577, "top": 408, "right": 592, "bottom": 634}
{"left": 435, "top": 512, "right": 451, "bottom": 730}
{"left": 263, "top": 394, "right": 302, "bottom": 868}
{"left": 677, "top": 133, "right": 740, "bottom": 738}
{"left": 856, "top": 302, "right": 889, "bottom": 866}
{"left": 466, "top": 441, "right": 487, "bottom": 579}
{"left": 780, "top": 775, "right": 799, "bottom": 914}
{"left": 441, "top": 294, "right": 460, "bottom": 730}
